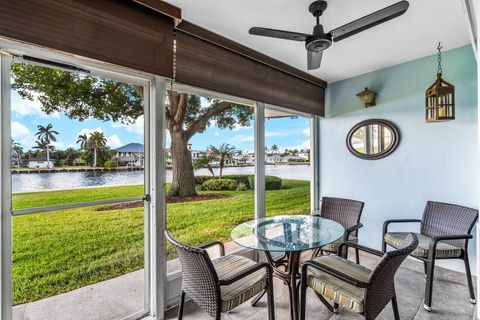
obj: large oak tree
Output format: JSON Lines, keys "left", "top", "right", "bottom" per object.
{"left": 12, "top": 62, "right": 253, "bottom": 196}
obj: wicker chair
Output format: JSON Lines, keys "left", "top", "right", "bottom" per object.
{"left": 300, "top": 233, "right": 418, "bottom": 320}
{"left": 382, "top": 201, "right": 478, "bottom": 311}
{"left": 311, "top": 197, "right": 365, "bottom": 263}
{"left": 165, "top": 231, "right": 275, "bottom": 320}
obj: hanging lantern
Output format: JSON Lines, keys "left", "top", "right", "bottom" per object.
{"left": 425, "top": 42, "right": 455, "bottom": 122}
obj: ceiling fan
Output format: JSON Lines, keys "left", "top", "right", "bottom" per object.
{"left": 249, "top": 1, "right": 409, "bottom": 70}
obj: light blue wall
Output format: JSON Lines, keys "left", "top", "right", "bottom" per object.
{"left": 321, "top": 44, "right": 478, "bottom": 273}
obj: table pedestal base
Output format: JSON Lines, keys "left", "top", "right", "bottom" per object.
{"left": 264, "top": 251, "right": 302, "bottom": 320}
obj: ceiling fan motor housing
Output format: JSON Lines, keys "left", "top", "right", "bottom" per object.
{"left": 306, "top": 24, "right": 332, "bottom": 52}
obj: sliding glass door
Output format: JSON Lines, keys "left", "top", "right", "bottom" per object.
{"left": 0, "top": 50, "right": 166, "bottom": 320}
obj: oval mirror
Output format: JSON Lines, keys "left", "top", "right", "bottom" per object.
{"left": 346, "top": 119, "right": 399, "bottom": 160}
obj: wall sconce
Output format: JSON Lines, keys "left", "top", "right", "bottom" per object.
{"left": 356, "top": 87, "right": 377, "bottom": 107}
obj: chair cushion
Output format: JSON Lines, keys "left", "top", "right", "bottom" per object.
{"left": 212, "top": 255, "right": 267, "bottom": 312}
{"left": 307, "top": 255, "right": 371, "bottom": 313}
{"left": 384, "top": 232, "right": 462, "bottom": 259}
{"left": 321, "top": 236, "right": 358, "bottom": 253}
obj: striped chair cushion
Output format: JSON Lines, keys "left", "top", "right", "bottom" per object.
{"left": 384, "top": 232, "right": 462, "bottom": 259}
{"left": 213, "top": 255, "right": 267, "bottom": 312}
{"left": 307, "top": 255, "right": 371, "bottom": 313}
{"left": 321, "top": 236, "right": 358, "bottom": 253}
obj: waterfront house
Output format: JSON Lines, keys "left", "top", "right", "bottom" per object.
{"left": 114, "top": 143, "right": 144, "bottom": 167}
{"left": 27, "top": 157, "right": 56, "bottom": 169}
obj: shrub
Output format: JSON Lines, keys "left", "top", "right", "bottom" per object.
{"left": 221, "top": 174, "right": 251, "bottom": 187}
{"left": 248, "top": 175, "right": 282, "bottom": 190}
{"left": 104, "top": 160, "right": 117, "bottom": 168}
{"left": 202, "top": 179, "right": 238, "bottom": 191}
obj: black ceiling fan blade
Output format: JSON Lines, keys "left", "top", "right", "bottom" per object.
{"left": 307, "top": 50, "right": 323, "bottom": 70}
{"left": 329, "top": 1, "right": 409, "bottom": 42}
{"left": 249, "top": 27, "right": 310, "bottom": 41}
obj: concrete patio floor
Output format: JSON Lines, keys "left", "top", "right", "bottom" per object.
{"left": 12, "top": 250, "right": 476, "bottom": 320}
{"left": 165, "top": 253, "right": 476, "bottom": 320}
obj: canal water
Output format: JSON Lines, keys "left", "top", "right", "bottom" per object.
{"left": 12, "top": 165, "right": 310, "bottom": 192}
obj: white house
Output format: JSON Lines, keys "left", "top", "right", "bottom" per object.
{"left": 28, "top": 157, "right": 56, "bottom": 169}
{"left": 114, "top": 143, "right": 144, "bottom": 167}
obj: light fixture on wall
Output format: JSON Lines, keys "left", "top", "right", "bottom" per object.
{"left": 356, "top": 87, "right": 377, "bottom": 107}
{"left": 425, "top": 42, "right": 455, "bottom": 122}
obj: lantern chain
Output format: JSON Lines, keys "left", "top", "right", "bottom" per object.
{"left": 437, "top": 42, "right": 443, "bottom": 75}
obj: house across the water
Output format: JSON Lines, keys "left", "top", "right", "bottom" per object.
{"left": 28, "top": 157, "right": 56, "bottom": 169}
{"left": 114, "top": 143, "right": 144, "bottom": 167}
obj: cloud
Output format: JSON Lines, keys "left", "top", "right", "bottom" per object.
{"left": 111, "top": 115, "right": 144, "bottom": 135}
{"left": 107, "top": 134, "right": 123, "bottom": 148}
{"left": 51, "top": 141, "right": 64, "bottom": 149}
{"left": 230, "top": 134, "right": 254, "bottom": 143}
{"left": 12, "top": 93, "right": 60, "bottom": 118}
{"left": 297, "top": 139, "right": 311, "bottom": 150}
{"left": 265, "top": 130, "right": 291, "bottom": 138}
{"left": 232, "top": 123, "right": 252, "bottom": 131}
{"left": 302, "top": 128, "right": 310, "bottom": 136}
{"left": 11, "top": 121, "right": 30, "bottom": 139}
{"left": 76, "top": 127, "right": 103, "bottom": 138}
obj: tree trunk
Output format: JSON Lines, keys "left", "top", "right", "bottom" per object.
{"left": 168, "top": 128, "right": 196, "bottom": 197}
{"left": 46, "top": 145, "right": 50, "bottom": 168}
{"left": 93, "top": 148, "right": 97, "bottom": 167}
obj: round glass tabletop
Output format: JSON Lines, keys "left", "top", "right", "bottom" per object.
{"left": 230, "top": 215, "right": 345, "bottom": 252}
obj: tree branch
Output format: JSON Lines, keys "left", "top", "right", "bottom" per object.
{"left": 174, "top": 92, "right": 188, "bottom": 124}
{"left": 93, "top": 83, "right": 122, "bottom": 98}
{"left": 185, "top": 101, "right": 232, "bottom": 140}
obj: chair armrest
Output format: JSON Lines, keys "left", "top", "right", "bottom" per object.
{"left": 302, "top": 260, "right": 369, "bottom": 288}
{"left": 428, "top": 234, "right": 472, "bottom": 259}
{"left": 199, "top": 240, "right": 225, "bottom": 257}
{"left": 344, "top": 223, "right": 363, "bottom": 241}
{"left": 338, "top": 241, "right": 384, "bottom": 258}
{"left": 218, "top": 262, "right": 272, "bottom": 286}
{"left": 383, "top": 219, "right": 422, "bottom": 237}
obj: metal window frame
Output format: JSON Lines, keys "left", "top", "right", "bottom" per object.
{"left": 0, "top": 52, "right": 13, "bottom": 320}
{"left": 0, "top": 40, "right": 168, "bottom": 320}
{"left": 310, "top": 116, "right": 321, "bottom": 212}
{"left": 254, "top": 102, "right": 266, "bottom": 220}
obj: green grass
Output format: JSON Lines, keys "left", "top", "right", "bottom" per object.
{"left": 12, "top": 179, "right": 309, "bottom": 305}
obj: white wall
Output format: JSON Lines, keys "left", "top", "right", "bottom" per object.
{"left": 321, "top": 45, "right": 478, "bottom": 273}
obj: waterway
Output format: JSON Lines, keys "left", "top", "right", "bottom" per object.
{"left": 12, "top": 165, "right": 310, "bottom": 192}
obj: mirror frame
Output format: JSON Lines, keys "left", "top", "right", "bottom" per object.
{"left": 346, "top": 119, "right": 400, "bottom": 160}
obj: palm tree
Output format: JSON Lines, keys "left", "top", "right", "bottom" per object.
{"left": 35, "top": 124, "right": 58, "bottom": 168}
{"left": 209, "top": 143, "right": 237, "bottom": 178}
{"left": 193, "top": 154, "right": 215, "bottom": 177}
{"left": 11, "top": 139, "right": 23, "bottom": 168}
{"left": 271, "top": 144, "right": 279, "bottom": 153}
{"left": 76, "top": 133, "right": 89, "bottom": 150}
{"left": 89, "top": 131, "right": 107, "bottom": 167}
{"left": 33, "top": 139, "right": 50, "bottom": 160}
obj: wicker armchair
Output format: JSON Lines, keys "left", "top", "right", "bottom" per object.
{"left": 311, "top": 197, "right": 365, "bottom": 263}
{"left": 382, "top": 201, "right": 478, "bottom": 311}
{"left": 165, "top": 231, "right": 275, "bottom": 320}
{"left": 300, "top": 233, "right": 418, "bottom": 320}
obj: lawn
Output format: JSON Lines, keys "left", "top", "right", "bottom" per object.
{"left": 12, "top": 179, "right": 309, "bottom": 305}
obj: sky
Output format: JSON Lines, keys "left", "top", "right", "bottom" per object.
{"left": 11, "top": 90, "right": 311, "bottom": 153}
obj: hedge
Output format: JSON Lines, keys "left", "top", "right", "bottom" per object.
{"left": 104, "top": 160, "right": 116, "bottom": 168}
{"left": 202, "top": 179, "right": 238, "bottom": 191}
{"left": 195, "top": 174, "right": 251, "bottom": 187}
{"left": 195, "top": 174, "right": 282, "bottom": 190}
{"left": 248, "top": 175, "right": 282, "bottom": 190}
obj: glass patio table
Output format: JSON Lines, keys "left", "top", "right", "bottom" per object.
{"left": 231, "top": 215, "right": 344, "bottom": 320}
